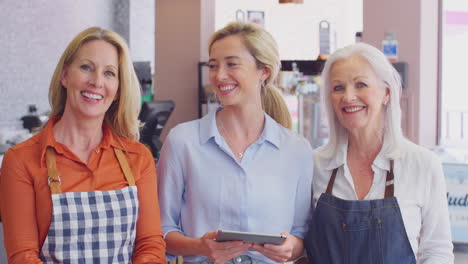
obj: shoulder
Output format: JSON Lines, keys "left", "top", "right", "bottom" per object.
{"left": 165, "top": 119, "right": 202, "bottom": 148}
{"left": 118, "top": 136, "right": 153, "bottom": 158}
{"left": 278, "top": 125, "right": 312, "bottom": 153}
{"left": 394, "top": 140, "right": 445, "bottom": 190}
{"left": 1, "top": 132, "right": 45, "bottom": 177}
{"left": 273, "top": 125, "right": 313, "bottom": 167}
{"left": 9, "top": 132, "right": 42, "bottom": 152}
{"left": 168, "top": 119, "right": 199, "bottom": 138}
{"left": 6, "top": 132, "right": 43, "bottom": 161}
{"left": 398, "top": 140, "right": 441, "bottom": 166}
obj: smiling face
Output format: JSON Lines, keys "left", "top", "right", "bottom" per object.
{"left": 60, "top": 39, "right": 119, "bottom": 122}
{"left": 329, "top": 56, "right": 389, "bottom": 135}
{"left": 208, "top": 35, "right": 269, "bottom": 107}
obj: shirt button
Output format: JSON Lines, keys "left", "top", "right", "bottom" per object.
{"left": 235, "top": 257, "right": 242, "bottom": 263}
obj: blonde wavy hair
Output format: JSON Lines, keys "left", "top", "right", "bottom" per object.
{"left": 48, "top": 27, "right": 141, "bottom": 140}
{"left": 208, "top": 22, "right": 292, "bottom": 129}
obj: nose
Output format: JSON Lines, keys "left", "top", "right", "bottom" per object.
{"left": 342, "top": 85, "right": 356, "bottom": 102}
{"left": 214, "top": 65, "right": 228, "bottom": 82}
{"left": 90, "top": 72, "right": 104, "bottom": 88}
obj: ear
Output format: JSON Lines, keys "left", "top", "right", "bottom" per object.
{"left": 60, "top": 66, "right": 68, "bottom": 89}
{"left": 261, "top": 67, "right": 271, "bottom": 83}
{"left": 383, "top": 87, "right": 390, "bottom": 105}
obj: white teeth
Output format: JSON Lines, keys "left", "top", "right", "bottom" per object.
{"left": 220, "top": 85, "right": 236, "bottom": 92}
{"left": 81, "top": 91, "right": 103, "bottom": 100}
{"left": 344, "top": 106, "right": 364, "bottom": 113}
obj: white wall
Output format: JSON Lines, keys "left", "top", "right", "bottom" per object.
{"left": 0, "top": 0, "right": 155, "bottom": 130}
{"left": 130, "top": 0, "right": 155, "bottom": 72}
{"left": 0, "top": 0, "right": 116, "bottom": 128}
{"left": 215, "top": 0, "right": 363, "bottom": 60}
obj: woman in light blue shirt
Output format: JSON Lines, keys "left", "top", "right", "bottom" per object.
{"left": 157, "top": 22, "right": 313, "bottom": 264}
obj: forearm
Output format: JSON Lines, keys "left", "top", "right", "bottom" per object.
{"left": 1, "top": 150, "right": 43, "bottom": 263}
{"left": 133, "top": 148, "right": 167, "bottom": 263}
{"left": 417, "top": 157, "right": 454, "bottom": 262}
{"left": 165, "top": 231, "right": 206, "bottom": 257}
{"left": 133, "top": 235, "right": 166, "bottom": 264}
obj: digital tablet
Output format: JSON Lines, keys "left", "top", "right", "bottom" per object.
{"left": 216, "top": 230, "right": 286, "bottom": 245}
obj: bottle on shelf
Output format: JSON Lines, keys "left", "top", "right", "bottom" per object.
{"left": 382, "top": 32, "right": 398, "bottom": 62}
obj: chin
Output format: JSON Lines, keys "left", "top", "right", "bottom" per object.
{"left": 341, "top": 122, "right": 367, "bottom": 132}
{"left": 78, "top": 110, "right": 106, "bottom": 120}
{"left": 219, "top": 99, "right": 236, "bottom": 107}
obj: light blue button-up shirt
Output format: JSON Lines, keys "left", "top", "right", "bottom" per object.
{"left": 157, "top": 109, "right": 314, "bottom": 263}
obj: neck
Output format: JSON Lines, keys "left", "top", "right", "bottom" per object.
{"left": 53, "top": 110, "right": 104, "bottom": 152}
{"left": 218, "top": 103, "right": 265, "bottom": 139}
{"left": 347, "top": 128, "right": 384, "bottom": 161}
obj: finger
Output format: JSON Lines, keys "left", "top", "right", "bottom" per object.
{"left": 203, "top": 230, "right": 218, "bottom": 239}
{"left": 221, "top": 246, "right": 251, "bottom": 263}
{"left": 211, "top": 244, "right": 251, "bottom": 264}
{"left": 263, "top": 243, "right": 283, "bottom": 251}
{"left": 221, "top": 243, "right": 251, "bottom": 254}
{"left": 253, "top": 248, "right": 289, "bottom": 263}
{"left": 208, "top": 241, "right": 250, "bottom": 258}
{"left": 212, "top": 240, "right": 246, "bottom": 250}
{"left": 251, "top": 244, "right": 289, "bottom": 260}
{"left": 250, "top": 247, "right": 285, "bottom": 264}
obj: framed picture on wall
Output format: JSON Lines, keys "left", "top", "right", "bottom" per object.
{"left": 247, "top": 10, "right": 265, "bottom": 26}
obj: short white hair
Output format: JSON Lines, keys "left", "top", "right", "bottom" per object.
{"left": 314, "top": 42, "right": 405, "bottom": 166}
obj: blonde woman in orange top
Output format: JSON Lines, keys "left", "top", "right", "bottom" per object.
{"left": 0, "top": 27, "right": 166, "bottom": 264}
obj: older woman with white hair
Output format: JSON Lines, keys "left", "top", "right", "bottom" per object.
{"left": 304, "top": 43, "right": 453, "bottom": 263}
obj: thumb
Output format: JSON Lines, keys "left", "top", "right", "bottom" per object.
{"left": 202, "top": 230, "right": 218, "bottom": 240}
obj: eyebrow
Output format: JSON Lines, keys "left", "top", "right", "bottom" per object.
{"left": 78, "top": 58, "right": 118, "bottom": 70}
{"left": 353, "top": 75, "right": 368, "bottom": 79}
{"left": 331, "top": 75, "right": 368, "bottom": 82}
{"left": 208, "top": 56, "right": 241, "bottom": 62}
{"left": 105, "top": 65, "right": 118, "bottom": 71}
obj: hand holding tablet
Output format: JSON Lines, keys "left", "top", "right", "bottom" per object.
{"left": 216, "top": 230, "right": 287, "bottom": 245}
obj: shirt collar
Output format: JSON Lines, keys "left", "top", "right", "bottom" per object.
{"left": 323, "top": 137, "right": 391, "bottom": 171}
{"left": 258, "top": 113, "right": 281, "bottom": 149}
{"left": 39, "top": 116, "right": 122, "bottom": 167}
{"left": 373, "top": 140, "right": 391, "bottom": 171}
{"left": 199, "top": 107, "right": 281, "bottom": 149}
{"left": 199, "top": 109, "right": 219, "bottom": 144}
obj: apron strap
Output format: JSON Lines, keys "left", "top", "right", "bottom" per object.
{"left": 113, "top": 148, "right": 136, "bottom": 186}
{"left": 384, "top": 159, "right": 395, "bottom": 198}
{"left": 325, "top": 160, "right": 395, "bottom": 197}
{"left": 325, "top": 168, "right": 339, "bottom": 194}
{"left": 46, "top": 147, "right": 62, "bottom": 194}
{"left": 45, "top": 147, "right": 136, "bottom": 195}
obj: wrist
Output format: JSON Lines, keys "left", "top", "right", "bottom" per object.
{"left": 288, "top": 235, "right": 305, "bottom": 261}
{"left": 195, "top": 237, "right": 209, "bottom": 256}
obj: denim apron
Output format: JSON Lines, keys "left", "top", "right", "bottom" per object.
{"left": 304, "top": 160, "right": 416, "bottom": 264}
{"left": 39, "top": 147, "right": 139, "bottom": 263}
